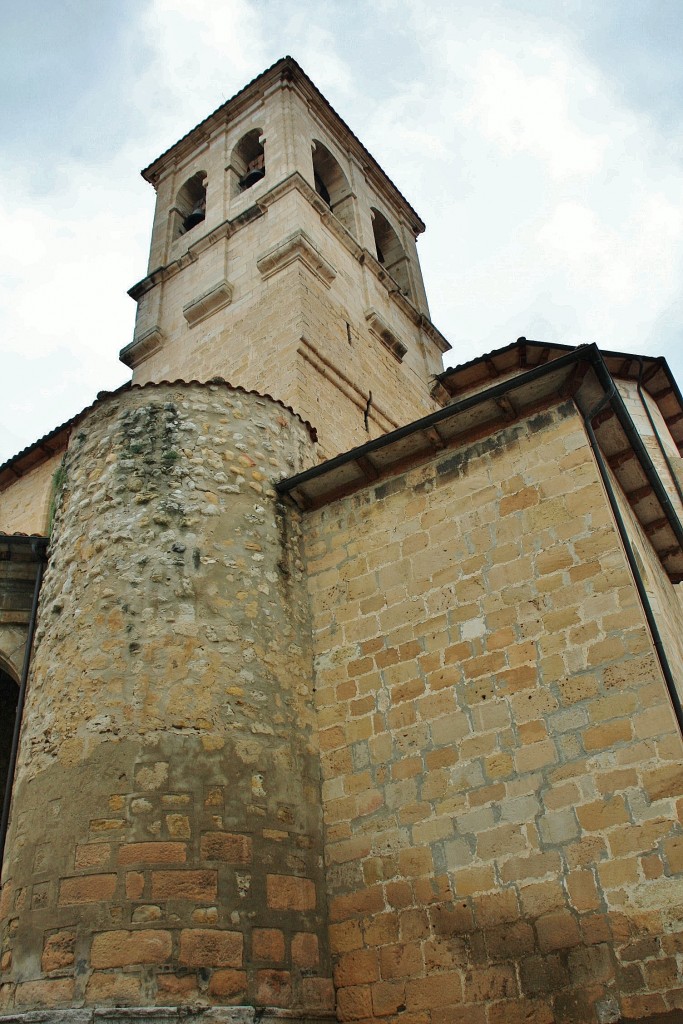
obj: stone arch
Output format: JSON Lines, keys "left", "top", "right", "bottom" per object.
{"left": 0, "top": 627, "right": 27, "bottom": 685}
{"left": 311, "top": 140, "right": 356, "bottom": 236}
{"left": 371, "top": 207, "right": 412, "bottom": 299}
{"left": 171, "top": 170, "right": 207, "bottom": 239}
{"left": 231, "top": 128, "right": 265, "bottom": 196}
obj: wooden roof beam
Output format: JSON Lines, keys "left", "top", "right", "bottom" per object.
{"left": 626, "top": 484, "right": 654, "bottom": 505}
{"left": 619, "top": 357, "right": 635, "bottom": 376}
{"left": 607, "top": 447, "right": 636, "bottom": 470}
{"left": 484, "top": 356, "right": 500, "bottom": 379}
{"left": 645, "top": 517, "right": 669, "bottom": 537}
{"left": 559, "top": 360, "right": 590, "bottom": 399}
{"left": 592, "top": 407, "right": 615, "bottom": 429}
{"left": 423, "top": 426, "right": 446, "bottom": 450}
{"left": 357, "top": 455, "right": 379, "bottom": 481}
{"left": 642, "top": 361, "right": 663, "bottom": 384}
{"left": 495, "top": 396, "right": 516, "bottom": 421}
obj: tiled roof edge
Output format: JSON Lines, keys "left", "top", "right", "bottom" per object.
{"left": 0, "top": 379, "right": 317, "bottom": 487}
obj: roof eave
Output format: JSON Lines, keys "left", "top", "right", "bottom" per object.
{"left": 278, "top": 344, "right": 683, "bottom": 582}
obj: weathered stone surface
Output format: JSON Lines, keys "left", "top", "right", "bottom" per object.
{"left": 90, "top": 930, "right": 172, "bottom": 968}
{"left": 200, "top": 833, "right": 252, "bottom": 864}
{"left": 0, "top": 386, "right": 329, "bottom": 1015}
{"left": 0, "top": 1011, "right": 335, "bottom": 1023}
{"left": 117, "top": 843, "right": 186, "bottom": 866}
{"left": 266, "top": 874, "right": 316, "bottom": 911}
{"left": 41, "top": 930, "right": 75, "bottom": 973}
{"left": 178, "top": 929, "right": 243, "bottom": 968}
{"left": 58, "top": 875, "right": 117, "bottom": 906}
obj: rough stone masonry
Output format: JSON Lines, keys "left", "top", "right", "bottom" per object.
{"left": 0, "top": 384, "right": 334, "bottom": 1019}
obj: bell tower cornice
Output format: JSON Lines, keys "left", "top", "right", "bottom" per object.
{"left": 142, "top": 56, "right": 425, "bottom": 236}
{"left": 122, "top": 170, "right": 450, "bottom": 370}
{"left": 125, "top": 57, "right": 451, "bottom": 457}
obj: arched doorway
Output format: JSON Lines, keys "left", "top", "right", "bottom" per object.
{"left": 0, "top": 668, "right": 19, "bottom": 815}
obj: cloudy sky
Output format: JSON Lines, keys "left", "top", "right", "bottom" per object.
{"left": 2, "top": 0, "right": 683, "bottom": 463}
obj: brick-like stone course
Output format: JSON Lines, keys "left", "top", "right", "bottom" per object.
{"left": 0, "top": 451, "right": 64, "bottom": 536}
{"left": 304, "top": 403, "right": 683, "bottom": 1024}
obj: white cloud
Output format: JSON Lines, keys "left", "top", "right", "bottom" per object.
{"left": 2, "top": 0, "right": 683, "bottom": 464}
{"left": 464, "top": 48, "right": 608, "bottom": 180}
{"left": 139, "top": 0, "right": 269, "bottom": 122}
{"left": 370, "top": 0, "right": 683, "bottom": 379}
{"left": 277, "top": 16, "right": 355, "bottom": 97}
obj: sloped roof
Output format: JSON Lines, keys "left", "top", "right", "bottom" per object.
{"left": 279, "top": 343, "right": 683, "bottom": 583}
{"left": 0, "top": 380, "right": 317, "bottom": 492}
{"left": 438, "top": 337, "right": 683, "bottom": 456}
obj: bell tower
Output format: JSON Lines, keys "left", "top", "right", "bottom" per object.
{"left": 121, "top": 57, "right": 450, "bottom": 459}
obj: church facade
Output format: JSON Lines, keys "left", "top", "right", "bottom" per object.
{"left": 0, "top": 57, "right": 682, "bottom": 1024}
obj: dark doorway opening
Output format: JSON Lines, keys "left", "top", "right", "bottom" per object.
{"left": 0, "top": 669, "right": 19, "bottom": 814}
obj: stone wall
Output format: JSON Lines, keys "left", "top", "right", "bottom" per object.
{"left": 0, "top": 453, "right": 64, "bottom": 538}
{"left": 610, "top": 464, "right": 683, "bottom": 713}
{"left": 0, "top": 383, "right": 333, "bottom": 1019}
{"left": 303, "top": 401, "right": 683, "bottom": 1024}
{"left": 130, "top": 181, "right": 441, "bottom": 462}
{"left": 294, "top": 260, "right": 439, "bottom": 458}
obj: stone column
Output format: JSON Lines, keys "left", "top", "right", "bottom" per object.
{"left": 0, "top": 383, "right": 333, "bottom": 1022}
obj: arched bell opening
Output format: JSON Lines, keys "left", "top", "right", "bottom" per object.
{"left": 311, "top": 140, "right": 356, "bottom": 237}
{"left": 0, "top": 666, "right": 19, "bottom": 820}
{"left": 171, "top": 171, "right": 207, "bottom": 240}
{"left": 231, "top": 129, "right": 266, "bottom": 196}
{"left": 370, "top": 207, "right": 412, "bottom": 299}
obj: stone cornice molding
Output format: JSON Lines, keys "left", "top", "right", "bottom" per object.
{"left": 258, "top": 172, "right": 364, "bottom": 262}
{"left": 182, "top": 280, "right": 233, "bottom": 327}
{"left": 419, "top": 315, "right": 451, "bottom": 354}
{"left": 257, "top": 230, "right": 336, "bottom": 287}
{"left": 141, "top": 57, "right": 425, "bottom": 235}
{"left": 364, "top": 308, "right": 407, "bottom": 362}
{"left": 256, "top": 175, "right": 446, "bottom": 343}
{"left": 127, "top": 206, "right": 263, "bottom": 302}
{"left": 119, "top": 326, "right": 164, "bottom": 368}
{"left": 126, "top": 171, "right": 449, "bottom": 353}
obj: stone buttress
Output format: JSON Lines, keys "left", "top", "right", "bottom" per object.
{"left": 0, "top": 382, "right": 334, "bottom": 1021}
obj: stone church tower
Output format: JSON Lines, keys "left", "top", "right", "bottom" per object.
{"left": 120, "top": 56, "right": 449, "bottom": 458}
{"left": 1, "top": 58, "right": 683, "bottom": 1024}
